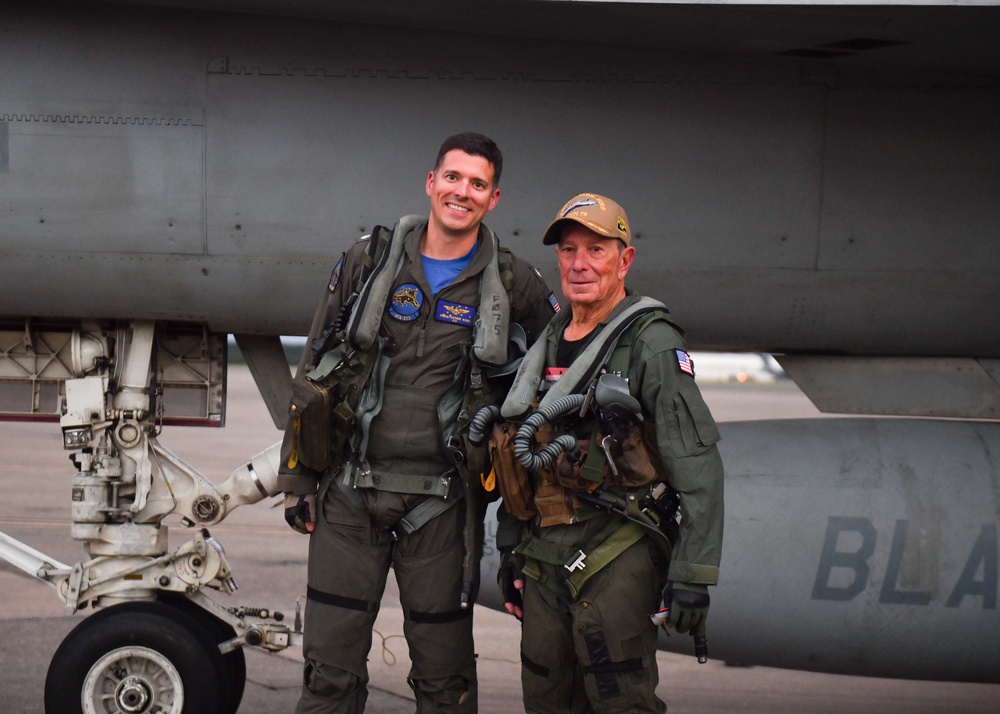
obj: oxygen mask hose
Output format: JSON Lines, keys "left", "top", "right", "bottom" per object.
{"left": 468, "top": 404, "right": 503, "bottom": 447}
{"left": 512, "top": 394, "right": 586, "bottom": 471}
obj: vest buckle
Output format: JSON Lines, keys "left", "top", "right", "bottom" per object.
{"left": 564, "top": 550, "right": 587, "bottom": 572}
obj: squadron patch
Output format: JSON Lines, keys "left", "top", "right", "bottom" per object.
{"left": 435, "top": 300, "right": 476, "bottom": 327}
{"left": 676, "top": 349, "right": 695, "bottom": 377}
{"left": 328, "top": 254, "right": 345, "bottom": 292}
{"left": 389, "top": 283, "right": 423, "bottom": 322}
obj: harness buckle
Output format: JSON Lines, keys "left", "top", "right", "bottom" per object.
{"left": 564, "top": 550, "right": 587, "bottom": 572}
{"left": 444, "top": 434, "right": 467, "bottom": 466}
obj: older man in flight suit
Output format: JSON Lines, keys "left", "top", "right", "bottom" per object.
{"left": 279, "top": 133, "right": 556, "bottom": 713}
{"left": 495, "top": 193, "right": 725, "bottom": 713}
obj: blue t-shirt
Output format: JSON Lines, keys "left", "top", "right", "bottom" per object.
{"left": 421, "top": 241, "right": 478, "bottom": 296}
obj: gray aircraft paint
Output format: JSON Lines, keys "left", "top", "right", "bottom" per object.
{"left": 1, "top": 3, "right": 997, "bottom": 359}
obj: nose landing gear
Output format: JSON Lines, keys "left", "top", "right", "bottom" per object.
{"left": 44, "top": 601, "right": 245, "bottom": 714}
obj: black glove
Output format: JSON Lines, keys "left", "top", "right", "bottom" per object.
{"left": 283, "top": 493, "right": 317, "bottom": 534}
{"left": 664, "top": 582, "right": 710, "bottom": 634}
{"left": 497, "top": 547, "right": 525, "bottom": 621}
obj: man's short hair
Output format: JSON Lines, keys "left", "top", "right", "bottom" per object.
{"left": 434, "top": 133, "right": 503, "bottom": 187}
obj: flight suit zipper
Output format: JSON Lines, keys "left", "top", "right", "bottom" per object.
{"left": 415, "top": 311, "right": 430, "bottom": 358}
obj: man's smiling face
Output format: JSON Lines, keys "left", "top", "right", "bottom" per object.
{"left": 556, "top": 224, "right": 633, "bottom": 310}
{"left": 425, "top": 149, "right": 500, "bottom": 240}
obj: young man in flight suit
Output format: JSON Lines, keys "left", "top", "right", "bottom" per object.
{"left": 496, "top": 193, "right": 724, "bottom": 713}
{"left": 279, "top": 133, "right": 557, "bottom": 713}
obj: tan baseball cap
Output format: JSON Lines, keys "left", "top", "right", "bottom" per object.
{"left": 541, "top": 193, "right": 631, "bottom": 246}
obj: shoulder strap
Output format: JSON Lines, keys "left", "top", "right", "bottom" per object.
{"left": 310, "top": 227, "right": 390, "bottom": 359}
{"left": 544, "top": 299, "right": 668, "bottom": 406}
{"left": 346, "top": 215, "right": 423, "bottom": 350}
{"left": 579, "top": 309, "right": 671, "bottom": 482}
{"left": 501, "top": 297, "right": 668, "bottom": 419}
{"left": 606, "top": 308, "right": 671, "bottom": 375}
{"left": 471, "top": 230, "right": 512, "bottom": 367}
{"left": 352, "top": 226, "right": 391, "bottom": 296}
{"left": 497, "top": 246, "right": 515, "bottom": 296}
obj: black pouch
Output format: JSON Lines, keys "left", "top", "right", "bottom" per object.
{"left": 289, "top": 340, "right": 381, "bottom": 473}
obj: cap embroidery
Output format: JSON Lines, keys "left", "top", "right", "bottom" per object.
{"left": 561, "top": 197, "right": 598, "bottom": 217}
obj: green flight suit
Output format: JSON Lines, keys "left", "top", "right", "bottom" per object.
{"left": 280, "top": 218, "right": 555, "bottom": 713}
{"left": 502, "top": 292, "right": 724, "bottom": 714}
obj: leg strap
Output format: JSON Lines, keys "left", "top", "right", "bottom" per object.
{"left": 306, "top": 585, "right": 378, "bottom": 613}
{"left": 398, "top": 482, "right": 464, "bottom": 535}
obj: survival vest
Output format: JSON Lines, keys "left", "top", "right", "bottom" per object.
{"left": 287, "top": 216, "right": 517, "bottom": 487}
{"left": 487, "top": 297, "right": 679, "bottom": 522}
{"left": 483, "top": 298, "right": 683, "bottom": 597}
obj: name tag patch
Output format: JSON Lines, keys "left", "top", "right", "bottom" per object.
{"left": 435, "top": 300, "right": 477, "bottom": 327}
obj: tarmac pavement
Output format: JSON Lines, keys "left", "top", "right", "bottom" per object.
{"left": 1, "top": 367, "right": 997, "bottom": 713}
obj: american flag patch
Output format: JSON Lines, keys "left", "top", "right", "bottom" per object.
{"left": 547, "top": 292, "right": 561, "bottom": 312}
{"left": 676, "top": 349, "right": 695, "bottom": 377}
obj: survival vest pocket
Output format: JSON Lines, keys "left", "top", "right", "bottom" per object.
{"left": 488, "top": 422, "right": 536, "bottom": 520}
{"left": 613, "top": 422, "right": 661, "bottom": 488}
{"left": 289, "top": 375, "right": 332, "bottom": 472}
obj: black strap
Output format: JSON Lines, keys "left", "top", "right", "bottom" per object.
{"left": 306, "top": 585, "right": 377, "bottom": 613}
{"left": 521, "top": 650, "right": 550, "bottom": 678}
{"left": 583, "top": 630, "right": 643, "bottom": 699}
{"left": 406, "top": 607, "right": 472, "bottom": 624}
{"left": 582, "top": 658, "right": 644, "bottom": 675}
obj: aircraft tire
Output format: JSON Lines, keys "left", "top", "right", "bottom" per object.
{"left": 43, "top": 601, "right": 227, "bottom": 714}
{"left": 160, "top": 594, "right": 247, "bottom": 714}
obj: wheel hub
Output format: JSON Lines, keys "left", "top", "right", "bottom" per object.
{"left": 115, "top": 675, "right": 151, "bottom": 713}
{"left": 82, "top": 646, "right": 184, "bottom": 714}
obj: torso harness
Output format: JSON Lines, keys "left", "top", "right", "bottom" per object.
{"left": 291, "top": 216, "right": 516, "bottom": 538}
{"left": 470, "top": 298, "right": 681, "bottom": 597}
